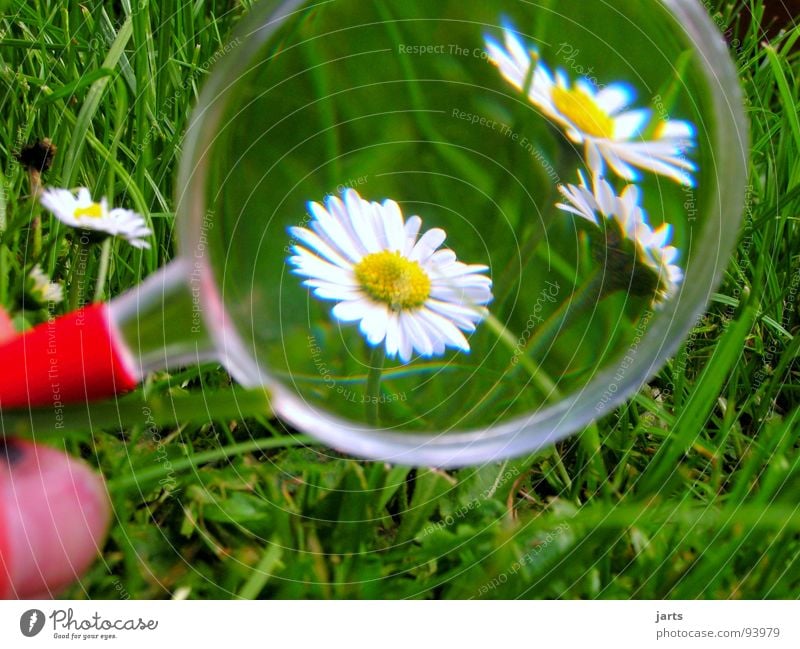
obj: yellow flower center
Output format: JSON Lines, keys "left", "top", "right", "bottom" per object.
{"left": 354, "top": 250, "right": 431, "bottom": 310}
{"left": 552, "top": 86, "right": 614, "bottom": 139}
{"left": 73, "top": 202, "right": 104, "bottom": 219}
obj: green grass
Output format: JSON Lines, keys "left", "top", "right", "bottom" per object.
{"left": 1, "top": 0, "right": 800, "bottom": 599}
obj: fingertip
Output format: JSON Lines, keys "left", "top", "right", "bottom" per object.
{"left": 0, "top": 440, "right": 110, "bottom": 599}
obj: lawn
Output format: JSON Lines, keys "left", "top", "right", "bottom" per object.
{"left": 1, "top": 0, "right": 799, "bottom": 599}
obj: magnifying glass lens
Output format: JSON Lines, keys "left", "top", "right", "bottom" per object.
{"left": 188, "top": 0, "right": 733, "bottom": 441}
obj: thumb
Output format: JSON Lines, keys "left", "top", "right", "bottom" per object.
{"left": 0, "top": 439, "right": 111, "bottom": 598}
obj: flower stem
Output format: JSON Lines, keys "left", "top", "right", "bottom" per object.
{"left": 484, "top": 313, "right": 560, "bottom": 399}
{"left": 68, "top": 234, "right": 92, "bottom": 310}
{"left": 93, "top": 237, "right": 112, "bottom": 302}
{"left": 525, "top": 271, "right": 608, "bottom": 360}
{"left": 27, "top": 170, "right": 43, "bottom": 260}
{"left": 365, "top": 345, "right": 386, "bottom": 426}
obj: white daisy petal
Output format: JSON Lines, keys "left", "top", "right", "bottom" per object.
{"left": 326, "top": 195, "right": 370, "bottom": 258}
{"left": 397, "top": 319, "right": 414, "bottom": 363}
{"left": 346, "top": 200, "right": 381, "bottom": 254}
{"left": 595, "top": 83, "right": 635, "bottom": 114}
{"left": 429, "top": 285, "right": 494, "bottom": 306}
{"left": 649, "top": 223, "right": 672, "bottom": 249}
{"left": 613, "top": 108, "right": 651, "bottom": 139}
{"left": 77, "top": 187, "right": 92, "bottom": 204}
{"left": 485, "top": 37, "right": 528, "bottom": 90}
{"left": 503, "top": 24, "right": 533, "bottom": 69}
{"left": 657, "top": 119, "right": 695, "bottom": 140}
{"left": 427, "top": 248, "right": 457, "bottom": 267}
{"left": 380, "top": 199, "right": 407, "bottom": 252}
{"left": 290, "top": 250, "right": 356, "bottom": 286}
{"left": 585, "top": 140, "right": 605, "bottom": 177}
{"left": 401, "top": 311, "right": 434, "bottom": 357}
{"left": 384, "top": 312, "right": 401, "bottom": 358}
{"left": 425, "top": 299, "right": 483, "bottom": 331}
{"left": 289, "top": 226, "right": 353, "bottom": 269}
{"left": 332, "top": 299, "right": 372, "bottom": 323}
{"left": 430, "top": 259, "right": 490, "bottom": 279}
{"left": 417, "top": 308, "right": 471, "bottom": 353}
{"left": 307, "top": 282, "right": 361, "bottom": 302}
{"left": 595, "top": 177, "right": 617, "bottom": 216}
{"left": 557, "top": 184, "right": 598, "bottom": 224}
{"left": 309, "top": 200, "right": 362, "bottom": 262}
{"left": 404, "top": 214, "right": 422, "bottom": 246}
{"left": 410, "top": 228, "right": 446, "bottom": 263}
{"left": 359, "top": 303, "right": 390, "bottom": 346}
{"left": 605, "top": 143, "right": 695, "bottom": 186}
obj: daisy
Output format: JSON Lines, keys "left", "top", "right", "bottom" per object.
{"left": 484, "top": 23, "right": 697, "bottom": 186}
{"left": 26, "top": 264, "right": 64, "bottom": 305}
{"left": 556, "top": 170, "right": 683, "bottom": 304}
{"left": 288, "top": 189, "right": 493, "bottom": 363}
{"left": 40, "top": 187, "right": 152, "bottom": 248}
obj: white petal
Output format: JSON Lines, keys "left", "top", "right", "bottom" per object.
{"left": 77, "top": 187, "right": 93, "bottom": 205}
{"left": 360, "top": 304, "right": 390, "bottom": 345}
{"left": 346, "top": 198, "right": 381, "bottom": 254}
{"left": 430, "top": 258, "right": 490, "bottom": 279}
{"left": 429, "top": 285, "right": 493, "bottom": 306}
{"left": 396, "top": 316, "right": 414, "bottom": 363}
{"left": 289, "top": 226, "right": 353, "bottom": 269}
{"left": 585, "top": 140, "right": 606, "bottom": 177}
{"left": 504, "top": 24, "right": 534, "bottom": 71}
{"left": 575, "top": 78, "right": 598, "bottom": 99}
{"left": 557, "top": 183, "right": 598, "bottom": 224}
{"left": 400, "top": 311, "right": 434, "bottom": 357}
{"left": 613, "top": 109, "right": 651, "bottom": 140}
{"left": 410, "top": 228, "right": 446, "bottom": 263}
{"left": 649, "top": 223, "right": 672, "bottom": 249}
{"left": 380, "top": 199, "right": 407, "bottom": 252}
{"left": 425, "top": 299, "right": 483, "bottom": 331}
{"left": 417, "top": 308, "right": 471, "bottom": 353}
{"left": 326, "top": 194, "right": 370, "bottom": 257}
{"left": 40, "top": 189, "right": 77, "bottom": 222}
{"left": 309, "top": 200, "right": 362, "bottom": 262}
{"left": 404, "top": 215, "right": 422, "bottom": 248}
{"left": 485, "top": 36, "right": 527, "bottom": 90}
{"left": 332, "top": 298, "right": 372, "bottom": 322}
{"left": 594, "top": 142, "right": 640, "bottom": 181}
{"left": 306, "top": 282, "right": 361, "bottom": 301}
{"left": 290, "top": 249, "right": 356, "bottom": 285}
{"left": 384, "top": 312, "right": 401, "bottom": 358}
{"left": 595, "top": 83, "right": 635, "bottom": 115}
{"left": 594, "top": 176, "right": 617, "bottom": 217}
{"left": 556, "top": 201, "right": 596, "bottom": 223}
{"left": 657, "top": 119, "right": 695, "bottom": 140}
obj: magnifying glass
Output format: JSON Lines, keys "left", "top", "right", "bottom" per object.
{"left": 0, "top": 0, "right": 747, "bottom": 467}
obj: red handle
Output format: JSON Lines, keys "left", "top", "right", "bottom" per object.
{"left": 0, "top": 303, "right": 139, "bottom": 410}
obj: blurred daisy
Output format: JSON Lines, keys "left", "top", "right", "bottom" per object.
{"left": 556, "top": 170, "right": 683, "bottom": 304}
{"left": 26, "top": 264, "right": 63, "bottom": 305}
{"left": 485, "top": 23, "right": 696, "bottom": 186}
{"left": 288, "top": 189, "right": 493, "bottom": 363}
{"left": 40, "top": 188, "right": 152, "bottom": 248}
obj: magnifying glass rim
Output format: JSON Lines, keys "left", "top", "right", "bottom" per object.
{"left": 176, "top": 0, "right": 749, "bottom": 467}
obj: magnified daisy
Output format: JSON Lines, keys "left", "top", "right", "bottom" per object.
{"left": 288, "top": 189, "right": 493, "bottom": 363}
{"left": 40, "top": 187, "right": 152, "bottom": 248}
{"left": 556, "top": 170, "right": 683, "bottom": 304}
{"left": 26, "top": 264, "right": 63, "bottom": 305}
{"left": 485, "top": 23, "right": 697, "bottom": 186}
